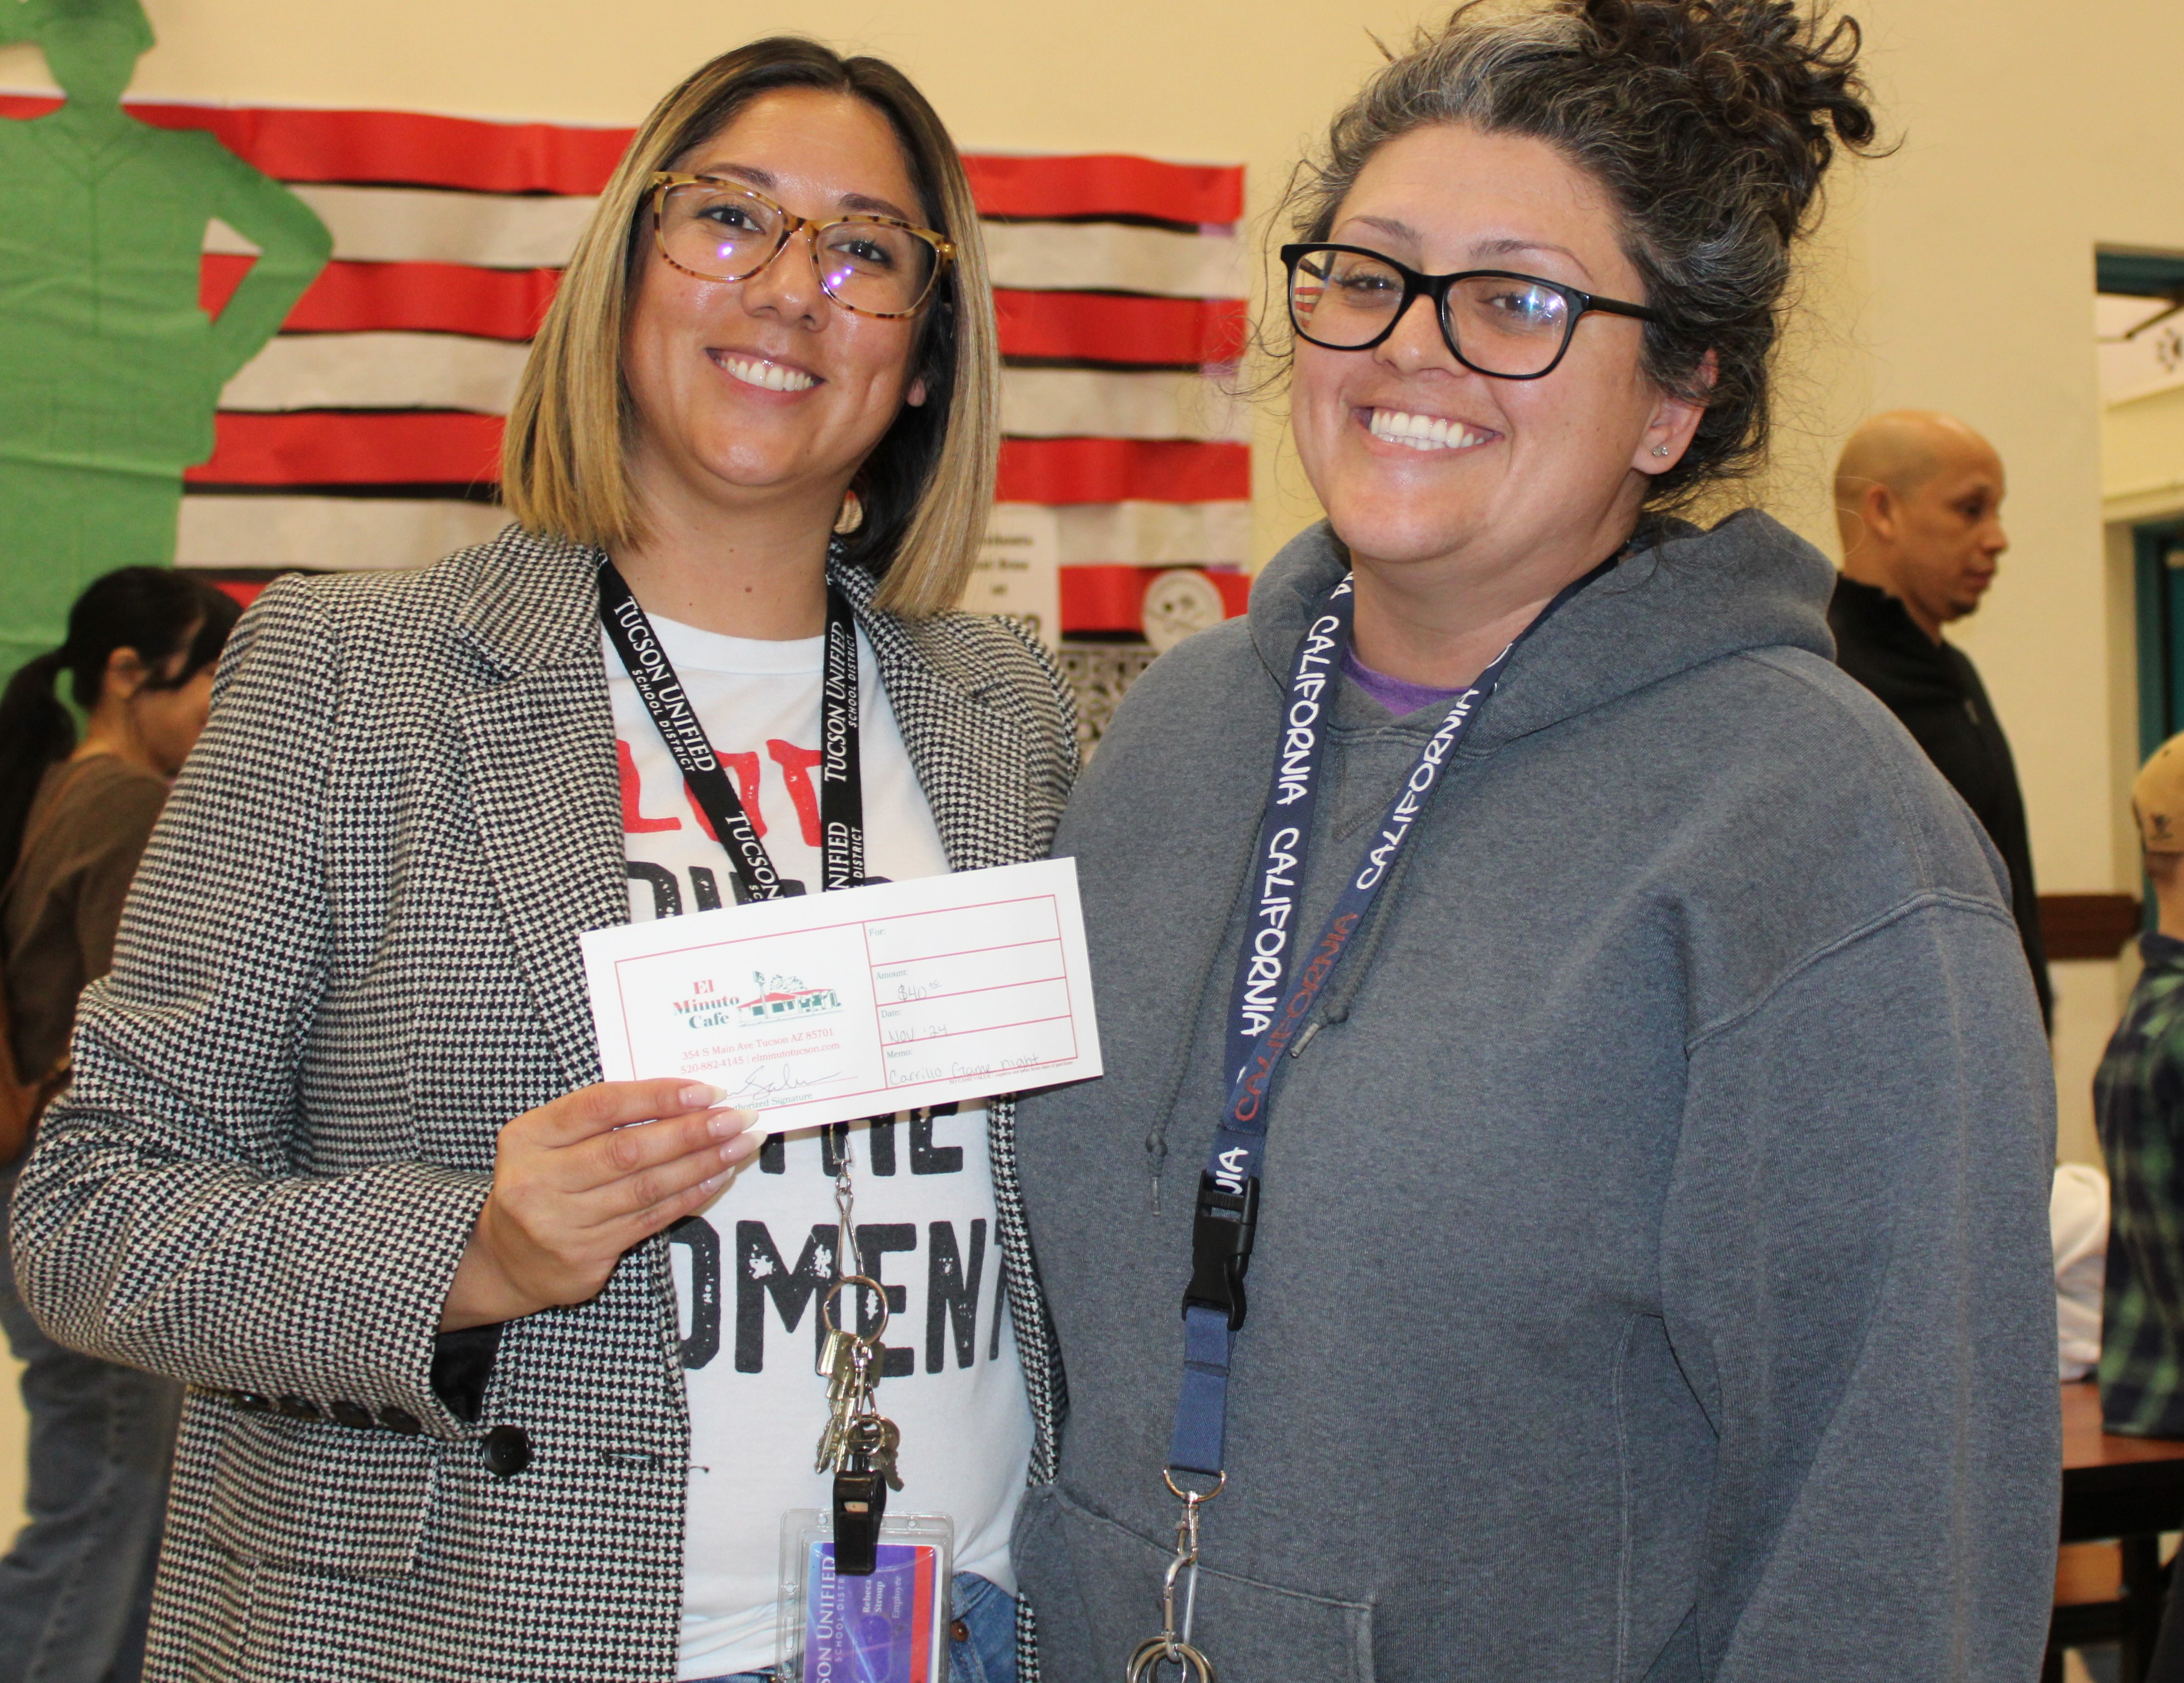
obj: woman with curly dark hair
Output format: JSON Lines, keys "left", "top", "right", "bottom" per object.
{"left": 1009, "top": 3, "right": 2057, "bottom": 1679}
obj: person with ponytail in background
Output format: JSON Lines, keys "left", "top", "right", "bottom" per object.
{"left": 0, "top": 566, "right": 236, "bottom": 1683}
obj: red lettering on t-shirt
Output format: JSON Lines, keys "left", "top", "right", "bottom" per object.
{"left": 768, "top": 740, "right": 825, "bottom": 848}
{"left": 616, "top": 739, "right": 682, "bottom": 833}
{"left": 685, "top": 751, "right": 766, "bottom": 841}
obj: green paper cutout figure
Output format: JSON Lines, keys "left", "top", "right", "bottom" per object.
{"left": 0, "top": 0, "right": 331, "bottom": 670}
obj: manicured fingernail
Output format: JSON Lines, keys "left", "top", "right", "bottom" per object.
{"left": 701, "top": 1170, "right": 730, "bottom": 1193}
{"left": 680, "top": 1083, "right": 729, "bottom": 1110}
{"left": 721, "top": 1125, "right": 767, "bottom": 1160}
{"left": 707, "top": 1106, "right": 758, "bottom": 1139}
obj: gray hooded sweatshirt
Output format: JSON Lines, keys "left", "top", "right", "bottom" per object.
{"left": 1011, "top": 514, "right": 2058, "bottom": 1682}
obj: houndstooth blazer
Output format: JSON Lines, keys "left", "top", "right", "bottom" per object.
{"left": 10, "top": 525, "right": 1076, "bottom": 1683}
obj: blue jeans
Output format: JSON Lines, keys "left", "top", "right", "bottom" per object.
{"left": 694, "top": 1569, "right": 1015, "bottom": 1683}
{"left": 0, "top": 1163, "right": 182, "bottom": 1683}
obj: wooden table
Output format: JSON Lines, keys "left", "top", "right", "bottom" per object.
{"left": 2057, "top": 1381, "right": 2184, "bottom": 1680}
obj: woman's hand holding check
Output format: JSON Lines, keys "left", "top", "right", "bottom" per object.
{"left": 439, "top": 1080, "right": 761, "bottom": 1331}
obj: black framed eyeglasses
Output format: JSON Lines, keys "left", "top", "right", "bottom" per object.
{"left": 1281, "top": 243, "right": 1660, "bottom": 380}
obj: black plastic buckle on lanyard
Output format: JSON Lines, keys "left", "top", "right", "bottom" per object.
{"left": 1182, "top": 1172, "right": 1259, "bottom": 1331}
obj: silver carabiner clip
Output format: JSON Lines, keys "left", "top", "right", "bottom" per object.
{"left": 1126, "top": 1473, "right": 1223, "bottom": 1682}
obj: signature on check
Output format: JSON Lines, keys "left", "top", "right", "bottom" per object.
{"left": 722, "top": 1061, "right": 843, "bottom": 1105}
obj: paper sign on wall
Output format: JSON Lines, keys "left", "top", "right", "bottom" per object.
{"left": 968, "top": 504, "right": 1061, "bottom": 648}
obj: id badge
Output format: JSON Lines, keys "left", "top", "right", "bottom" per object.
{"left": 778, "top": 1509, "right": 955, "bottom": 1683}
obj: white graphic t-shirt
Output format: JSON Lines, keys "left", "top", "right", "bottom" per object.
{"left": 606, "top": 614, "right": 1034, "bottom": 1681}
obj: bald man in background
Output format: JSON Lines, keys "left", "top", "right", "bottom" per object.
{"left": 1830, "top": 409, "right": 2051, "bottom": 1028}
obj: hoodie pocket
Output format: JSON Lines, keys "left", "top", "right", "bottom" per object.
{"left": 1016, "top": 1483, "right": 1375, "bottom": 1683}
{"left": 1612, "top": 1315, "right": 1714, "bottom": 1680}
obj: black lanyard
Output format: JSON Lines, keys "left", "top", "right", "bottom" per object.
{"left": 598, "top": 560, "right": 865, "bottom": 898}
{"left": 1169, "top": 556, "right": 1611, "bottom": 1482}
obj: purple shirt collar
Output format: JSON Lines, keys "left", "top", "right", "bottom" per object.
{"left": 1340, "top": 646, "right": 1465, "bottom": 719}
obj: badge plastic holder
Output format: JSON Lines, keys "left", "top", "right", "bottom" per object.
{"left": 778, "top": 1509, "right": 954, "bottom": 1683}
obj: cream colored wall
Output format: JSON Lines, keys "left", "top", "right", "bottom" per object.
{"left": 2107, "top": 385, "right": 2184, "bottom": 521}
{"left": 1760, "top": 0, "right": 2184, "bottom": 1168}
{"left": 0, "top": 0, "right": 2176, "bottom": 1536}
{"left": 1768, "top": 0, "right": 2183, "bottom": 930}
{"left": 1838, "top": 0, "right": 2184, "bottom": 903}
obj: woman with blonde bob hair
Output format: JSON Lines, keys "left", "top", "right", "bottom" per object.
{"left": 14, "top": 36, "right": 1072, "bottom": 1683}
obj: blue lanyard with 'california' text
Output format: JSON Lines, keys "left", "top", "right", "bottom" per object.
{"left": 1167, "top": 558, "right": 1612, "bottom": 1484}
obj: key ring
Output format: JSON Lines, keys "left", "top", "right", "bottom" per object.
{"left": 819, "top": 1274, "right": 889, "bottom": 1342}
{"left": 1162, "top": 1469, "right": 1225, "bottom": 1504}
{"left": 1126, "top": 1637, "right": 1215, "bottom": 1682}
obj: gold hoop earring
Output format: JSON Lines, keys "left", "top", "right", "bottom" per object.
{"left": 833, "top": 490, "right": 865, "bottom": 535}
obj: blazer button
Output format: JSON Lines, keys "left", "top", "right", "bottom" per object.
{"left": 483, "top": 1425, "right": 532, "bottom": 1480}
{"left": 377, "top": 1406, "right": 424, "bottom": 1436}
{"left": 276, "top": 1395, "right": 322, "bottom": 1420}
{"left": 231, "top": 1391, "right": 272, "bottom": 1412}
{"left": 330, "top": 1401, "right": 375, "bottom": 1430}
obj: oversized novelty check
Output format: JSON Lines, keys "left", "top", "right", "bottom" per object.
{"left": 581, "top": 857, "right": 1102, "bottom": 1130}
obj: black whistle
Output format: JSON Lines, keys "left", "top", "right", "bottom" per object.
{"left": 833, "top": 1468, "right": 888, "bottom": 1576}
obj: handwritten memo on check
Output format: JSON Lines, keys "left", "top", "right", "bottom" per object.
{"left": 581, "top": 857, "right": 1104, "bottom": 1132}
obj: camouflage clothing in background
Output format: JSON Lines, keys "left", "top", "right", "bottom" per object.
{"left": 2097, "top": 931, "right": 2184, "bottom": 1435}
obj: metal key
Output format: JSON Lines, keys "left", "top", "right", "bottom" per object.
{"left": 818, "top": 1278, "right": 887, "bottom": 1407}
{"left": 845, "top": 1412, "right": 904, "bottom": 1492}
{"left": 815, "top": 1275, "right": 890, "bottom": 1472}
{"left": 823, "top": 1328, "right": 867, "bottom": 1408}
{"left": 815, "top": 1385, "right": 863, "bottom": 1471}
{"left": 814, "top": 1408, "right": 848, "bottom": 1474}
{"left": 816, "top": 1325, "right": 856, "bottom": 1384}
{"left": 815, "top": 1330, "right": 883, "bottom": 1471}
{"left": 814, "top": 1350, "right": 867, "bottom": 1470}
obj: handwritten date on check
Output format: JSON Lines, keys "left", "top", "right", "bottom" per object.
{"left": 581, "top": 857, "right": 1104, "bottom": 1131}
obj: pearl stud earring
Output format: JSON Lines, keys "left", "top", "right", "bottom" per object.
{"left": 1651, "top": 443, "right": 1672, "bottom": 457}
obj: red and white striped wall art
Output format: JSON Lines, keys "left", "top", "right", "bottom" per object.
{"left": 0, "top": 95, "right": 1253, "bottom": 669}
